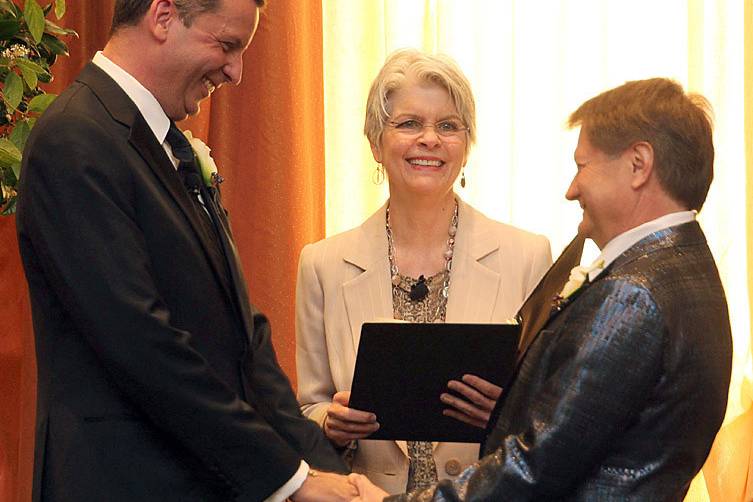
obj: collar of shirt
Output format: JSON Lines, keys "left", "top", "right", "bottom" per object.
{"left": 589, "top": 210, "right": 697, "bottom": 281}
{"left": 92, "top": 51, "right": 171, "bottom": 146}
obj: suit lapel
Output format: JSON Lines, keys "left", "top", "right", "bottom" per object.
{"left": 201, "top": 186, "right": 259, "bottom": 346}
{"left": 77, "top": 63, "right": 238, "bottom": 329}
{"left": 127, "top": 111, "right": 238, "bottom": 313}
{"left": 483, "top": 234, "right": 584, "bottom": 446}
{"left": 515, "top": 233, "right": 585, "bottom": 363}
{"left": 515, "top": 223, "right": 702, "bottom": 371}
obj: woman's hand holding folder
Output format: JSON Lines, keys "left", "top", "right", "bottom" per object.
{"left": 324, "top": 391, "right": 381, "bottom": 446}
{"left": 440, "top": 374, "right": 502, "bottom": 429}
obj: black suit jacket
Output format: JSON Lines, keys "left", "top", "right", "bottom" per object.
{"left": 389, "top": 221, "right": 732, "bottom": 501}
{"left": 16, "top": 63, "right": 345, "bottom": 502}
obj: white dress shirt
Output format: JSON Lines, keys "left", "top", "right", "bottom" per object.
{"left": 92, "top": 51, "right": 309, "bottom": 501}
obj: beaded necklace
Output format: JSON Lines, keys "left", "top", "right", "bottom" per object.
{"left": 385, "top": 200, "right": 458, "bottom": 302}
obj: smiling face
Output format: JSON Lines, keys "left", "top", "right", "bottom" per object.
{"left": 371, "top": 76, "right": 468, "bottom": 201}
{"left": 566, "top": 128, "right": 636, "bottom": 249}
{"left": 159, "top": 0, "right": 259, "bottom": 120}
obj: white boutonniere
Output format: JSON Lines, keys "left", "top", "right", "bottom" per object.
{"left": 555, "top": 258, "right": 605, "bottom": 304}
{"left": 183, "top": 130, "right": 224, "bottom": 188}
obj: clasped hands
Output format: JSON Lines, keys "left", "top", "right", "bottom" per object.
{"left": 290, "top": 469, "right": 387, "bottom": 502}
{"left": 295, "top": 375, "right": 502, "bottom": 501}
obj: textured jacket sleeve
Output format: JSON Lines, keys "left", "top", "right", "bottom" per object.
{"left": 387, "top": 278, "right": 666, "bottom": 501}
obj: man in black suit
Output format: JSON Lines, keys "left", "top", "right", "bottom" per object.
{"left": 16, "top": 1, "right": 353, "bottom": 500}
{"left": 351, "top": 79, "right": 733, "bottom": 501}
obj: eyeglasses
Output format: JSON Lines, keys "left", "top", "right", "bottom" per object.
{"left": 386, "top": 119, "right": 469, "bottom": 139}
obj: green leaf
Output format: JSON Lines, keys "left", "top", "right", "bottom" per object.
{"left": 10, "top": 159, "right": 20, "bottom": 178}
{"left": 19, "top": 63, "right": 37, "bottom": 88}
{"left": 9, "top": 118, "right": 31, "bottom": 151}
{"left": 0, "top": 1, "right": 18, "bottom": 16}
{"left": 28, "top": 92, "right": 55, "bottom": 113}
{"left": 2, "top": 195, "right": 18, "bottom": 215}
{"left": 23, "top": 0, "right": 45, "bottom": 43}
{"left": 44, "top": 19, "right": 76, "bottom": 36}
{"left": 15, "top": 57, "right": 46, "bottom": 75}
{"left": 15, "top": 59, "right": 39, "bottom": 89}
{"left": 3, "top": 71, "right": 23, "bottom": 109}
{"left": 0, "top": 18, "right": 20, "bottom": 38}
{"left": 41, "top": 33, "right": 69, "bottom": 55}
{"left": 0, "top": 137, "right": 22, "bottom": 168}
{"left": 54, "top": 0, "right": 65, "bottom": 19}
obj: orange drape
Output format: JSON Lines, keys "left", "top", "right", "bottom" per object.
{"left": 0, "top": 2, "right": 325, "bottom": 500}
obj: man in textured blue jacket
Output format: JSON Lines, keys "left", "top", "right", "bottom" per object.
{"left": 351, "top": 78, "right": 733, "bottom": 501}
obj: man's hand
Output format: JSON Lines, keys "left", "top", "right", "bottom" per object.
{"left": 441, "top": 374, "right": 502, "bottom": 428}
{"left": 324, "top": 391, "right": 380, "bottom": 447}
{"left": 290, "top": 470, "right": 358, "bottom": 502}
{"left": 348, "top": 473, "right": 389, "bottom": 502}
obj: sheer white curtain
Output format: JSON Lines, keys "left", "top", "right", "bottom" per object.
{"left": 322, "top": 1, "right": 751, "bottom": 499}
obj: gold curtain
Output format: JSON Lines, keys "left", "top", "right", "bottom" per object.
{"left": 0, "top": 1, "right": 325, "bottom": 500}
{"left": 0, "top": 3, "right": 114, "bottom": 499}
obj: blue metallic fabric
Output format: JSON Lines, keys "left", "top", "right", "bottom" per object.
{"left": 387, "top": 221, "right": 732, "bottom": 501}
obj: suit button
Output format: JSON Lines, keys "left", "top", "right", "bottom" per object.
{"left": 444, "top": 458, "right": 462, "bottom": 476}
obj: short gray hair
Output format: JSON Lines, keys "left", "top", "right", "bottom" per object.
{"left": 364, "top": 49, "right": 476, "bottom": 155}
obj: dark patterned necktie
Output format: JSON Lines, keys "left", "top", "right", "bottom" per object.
{"left": 164, "top": 123, "right": 256, "bottom": 344}
{"left": 166, "top": 123, "right": 210, "bottom": 216}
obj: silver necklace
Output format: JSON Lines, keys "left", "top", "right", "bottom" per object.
{"left": 386, "top": 200, "right": 458, "bottom": 301}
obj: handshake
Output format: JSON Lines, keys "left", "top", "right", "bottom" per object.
{"left": 291, "top": 374, "right": 502, "bottom": 502}
{"left": 291, "top": 470, "right": 388, "bottom": 502}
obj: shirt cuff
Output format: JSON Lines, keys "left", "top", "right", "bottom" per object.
{"left": 263, "top": 460, "right": 309, "bottom": 502}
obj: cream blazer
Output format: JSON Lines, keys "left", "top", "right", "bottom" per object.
{"left": 295, "top": 198, "right": 552, "bottom": 494}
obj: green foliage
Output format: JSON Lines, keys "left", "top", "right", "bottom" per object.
{"left": 0, "top": 0, "right": 75, "bottom": 215}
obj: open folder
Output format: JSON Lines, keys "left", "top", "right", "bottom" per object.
{"left": 349, "top": 322, "right": 520, "bottom": 443}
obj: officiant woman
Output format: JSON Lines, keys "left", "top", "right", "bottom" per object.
{"left": 294, "top": 49, "right": 551, "bottom": 495}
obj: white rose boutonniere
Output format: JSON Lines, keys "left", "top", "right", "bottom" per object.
{"left": 557, "top": 258, "right": 605, "bottom": 301}
{"left": 182, "top": 130, "right": 223, "bottom": 188}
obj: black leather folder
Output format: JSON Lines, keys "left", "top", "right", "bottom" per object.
{"left": 349, "top": 322, "right": 520, "bottom": 443}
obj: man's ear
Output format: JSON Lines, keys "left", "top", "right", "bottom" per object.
{"left": 629, "top": 141, "right": 654, "bottom": 190}
{"left": 147, "top": 0, "right": 177, "bottom": 42}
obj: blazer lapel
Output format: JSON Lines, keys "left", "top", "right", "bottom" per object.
{"left": 341, "top": 205, "right": 409, "bottom": 459}
{"left": 342, "top": 205, "right": 394, "bottom": 353}
{"left": 445, "top": 200, "right": 500, "bottom": 322}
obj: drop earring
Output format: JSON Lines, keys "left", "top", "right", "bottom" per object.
{"left": 460, "top": 168, "right": 466, "bottom": 188}
{"left": 372, "top": 164, "right": 385, "bottom": 184}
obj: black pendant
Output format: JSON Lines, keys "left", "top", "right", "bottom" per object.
{"left": 409, "top": 275, "right": 429, "bottom": 301}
